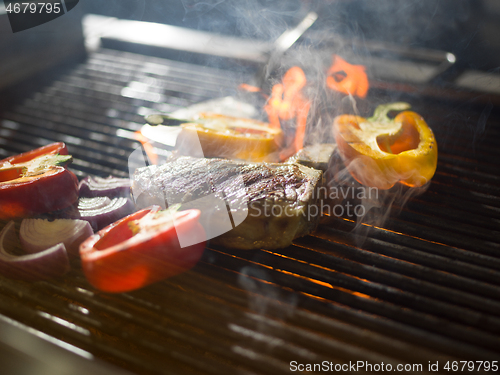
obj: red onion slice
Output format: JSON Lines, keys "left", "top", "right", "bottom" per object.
{"left": 79, "top": 176, "right": 131, "bottom": 198}
{"left": 0, "top": 222, "right": 70, "bottom": 281}
{"left": 76, "top": 197, "right": 135, "bottom": 231}
{"left": 20, "top": 219, "right": 93, "bottom": 256}
{"left": 78, "top": 196, "right": 111, "bottom": 210}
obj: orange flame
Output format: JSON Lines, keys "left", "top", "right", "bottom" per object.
{"left": 134, "top": 130, "right": 158, "bottom": 165}
{"left": 238, "top": 83, "right": 262, "bottom": 93}
{"left": 326, "top": 55, "right": 369, "bottom": 98}
{"left": 265, "top": 66, "right": 311, "bottom": 155}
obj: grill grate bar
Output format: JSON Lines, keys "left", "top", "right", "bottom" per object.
{"left": 316, "top": 220, "right": 500, "bottom": 288}
{"left": 397, "top": 209, "right": 499, "bottom": 251}
{"left": 216, "top": 246, "right": 500, "bottom": 330}
{"left": 82, "top": 61, "right": 240, "bottom": 94}
{"left": 0, "top": 277, "right": 287, "bottom": 375}
{"left": 0, "top": 115, "right": 132, "bottom": 176}
{"left": 198, "top": 258, "right": 500, "bottom": 361}
{"left": 0, "top": 48, "right": 499, "bottom": 373}
{"left": 334, "top": 218, "right": 500, "bottom": 277}
{"left": 437, "top": 154, "right": 500, "bottom": 179}
{"left": 0, "top": 266, "right": 439, "bottom": 373}
{"left": 90, "top": 50, "right": 247, "bottom": 84}
{"left": 429, "top": 133, "right": 500, "bottom": 165}
{"left": 379, "top": 215, "right": 500, "bottom": 258}
{"left": 201, "top": 249, "right": 500, "bottom": 352}
{"left": 434, "top": 168, "right": 500, "bottom": 196}
{"left": 23, "top": 97, "right": 145, "bottom": 131}
{"left": 417, "top": 191, "right": 500, "bottom": 222}
{"left": 406, "top": 197, "right": 500, "bottom": 232}
{"left": 268, "top": 240, "right": 500, "bottom": 313}
{"left": 427, "top": 183, "right": 500, "bottom": 216}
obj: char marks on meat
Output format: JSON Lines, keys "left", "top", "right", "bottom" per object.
{"left": 132, "top": 155, "right": 323, "bottom": 250}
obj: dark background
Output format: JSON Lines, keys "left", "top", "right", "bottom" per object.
{"left": 80, "top": 0, "right": 500, "bottom": 73}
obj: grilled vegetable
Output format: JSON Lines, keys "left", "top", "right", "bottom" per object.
{"left": 73, "top": 196, "right": 135, "bottom": 232}
{"left": 175, "top": 113, "right": 283, "bottom": 162}
{"left": 80, "top": 206, "right": 206, "bottom": 293}
{"left": 20, "top": 218, "right": 93, "bottom": 256}
{"left": 78, "top": 175, "right": 131, "bottom": 198}
{"left": 333, "top": 102, "right": 438, "bottom": 189}
{"left": 0, "top": 221, "right": 70, "bottom": 281}
{"left": 0, "top": 143, "right": 79, "bottom": 219}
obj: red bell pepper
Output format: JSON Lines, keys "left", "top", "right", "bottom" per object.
{"left": 0, "top": 143, "right": 79, "bottom": 219}
{"left": 79, "top": 206, "right": 206, "bottom": 293}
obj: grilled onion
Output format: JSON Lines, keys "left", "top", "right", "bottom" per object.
{"left": 0, "top": 221, "right": 70, "bottom": 280}
{"left": 76, "top": 196, "right": 135, "bottom": 231}
{"left": 78, "top": 175, "right": 131, "bottom": 198}
{"left": 20, "top": 218, "right": 93, "bottom": 256}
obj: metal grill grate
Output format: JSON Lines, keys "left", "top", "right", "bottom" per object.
{"left": 0, "top": 48, "right": 499, "bottom": 374}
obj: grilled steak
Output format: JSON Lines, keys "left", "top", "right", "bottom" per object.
{"left": 132, "top": 155, "right": 323, "bottom": 250}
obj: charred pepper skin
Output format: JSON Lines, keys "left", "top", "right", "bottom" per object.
{"left": 0, "top": 142, "right": 79, "bottom": 219}
{"left": 333, "top": 103, "right": 438, "bottom": 190}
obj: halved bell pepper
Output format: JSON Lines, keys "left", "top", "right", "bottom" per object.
{"left": 175, "top": 113, "right": 283, "bottom": 162}
{"left": 79, "top": 206, "right": 206, "bottom": 293}
{"left": 333, "top": 103, "right": 438, "bottom": 189}
{"left": 0, "top": 142, "right": 79, "bottom": 219}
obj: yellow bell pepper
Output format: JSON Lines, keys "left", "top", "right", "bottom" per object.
{"left": 176, "top": 113, "right": 283, "bottom": 162}
{"left": 333, "top": 102, "right": 438, "bottom": 189}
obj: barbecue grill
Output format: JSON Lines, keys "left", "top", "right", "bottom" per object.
{"left": 1, "top": 3, "right": 500, "bottom": 374}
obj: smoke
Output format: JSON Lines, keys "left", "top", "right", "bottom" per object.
{"left": 354, "top": 184, "right": 429, "bottom": 248}
{"left": 84, "top": 0, "right": 146, "bottom": 20}
{"left": 179, "top": 0, "right": 304, "bottom": 41}
{"left": 326, "top": 149, "right": 431, "bottom": 246}
{"left": 315, "top": 91, "right": 434, "bottom": 244}
{"left": 130, "top": 0, "right": 453, "bottom": 245}
{"left": 472, "top": 101, "right": 493, "bottom": 153}
{"left": 180, "top": 0, "right": 227, "bottom": 19}
{"left": 441, "top": 99, "right": 493, "bottom": 158}
{"left": 231, "top": 13, "right": 431, "bottom": 242}
{"left": 238, "top": 266, "right": 298, "bottom": 329}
